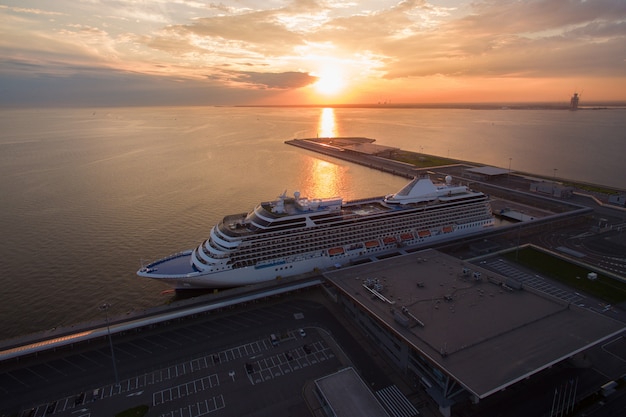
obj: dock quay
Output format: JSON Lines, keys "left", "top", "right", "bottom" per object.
{"left": 285, "top": 137, "right": 418, "bottom": 178}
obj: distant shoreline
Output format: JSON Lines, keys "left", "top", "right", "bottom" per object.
{"left": 238, "top": 102, "right": 626, "bottom": 110}
{"left": 3, "top": 102, "right": 625, "bottom": 110}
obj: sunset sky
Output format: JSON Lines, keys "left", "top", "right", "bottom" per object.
{"left": 1, "top": 0, "right": 625, "bottom": 106}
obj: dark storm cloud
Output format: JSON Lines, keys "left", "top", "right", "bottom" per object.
{"left": 0, "top": 64, "right": 274, "bottom": 107}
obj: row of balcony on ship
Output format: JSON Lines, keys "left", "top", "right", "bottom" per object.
{"left": 224, "top": 217, "right": 466, "bottom": 267}
{"left": 209, "top": 213, "right": 489, "bottom": 265}
{"left": 197, "top": 212, "right": 467, "bottom": 270}
{"left": 236, "top": 206, "right": 489, "bottom": 251}
{"left": 204, "top": 199, "right": 491, "bottom": 256}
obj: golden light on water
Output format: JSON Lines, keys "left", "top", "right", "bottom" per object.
{"left": 318, "top": 108, "right": 337, "bottom": 138}
{"left": 304, "top": 159, "right": 346, "bottom": 198}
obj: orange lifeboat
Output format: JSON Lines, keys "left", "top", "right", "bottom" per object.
{"left": 382, "top": 236, "right": 396, "bottom": 245}
{"left": 417, "top": 230, "right": 431, "bottom": 238}
{"left": 365, "top": 240, "right": 380, "bottom": 248}
{"left": 328, "top": 247, "right": 345, "bottom": 256}
{"left": 400, "top": 233, "right": 414, "bottom": 241}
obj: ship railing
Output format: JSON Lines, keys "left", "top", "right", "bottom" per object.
{"left": 144, "top": 250, "right": 192, "bottom": 268}
{"left": 345, "top": 196, "right": 385, "bottom": 205}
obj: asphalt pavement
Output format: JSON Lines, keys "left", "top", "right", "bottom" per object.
{"left": 0, "top": 289, "right": 431, "bottom": 417}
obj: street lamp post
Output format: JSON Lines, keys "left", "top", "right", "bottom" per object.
{"left": 508, "top": 158, "right": 512, "bottom": 183}
{"left": 99, "top": 303, "right": 119, "bottom": 386}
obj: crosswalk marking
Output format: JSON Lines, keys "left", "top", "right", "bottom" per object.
{"left": 376, "top": 385, "right": 419, "bottom": 417}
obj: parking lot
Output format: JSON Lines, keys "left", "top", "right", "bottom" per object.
{"left": 17, "top": 328, "right": 336, "bottom": 417}
{"left": 2, "top": 295, "right": 408, "bottom": 417}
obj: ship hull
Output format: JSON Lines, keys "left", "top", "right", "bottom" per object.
{"left": 141, "top": 219, "right": 493, "bottom": 289}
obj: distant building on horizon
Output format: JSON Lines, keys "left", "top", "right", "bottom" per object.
{"left": 570, "top": 92, "right": 580, "bottom": 110}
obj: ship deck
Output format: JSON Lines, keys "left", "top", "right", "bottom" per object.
{"left": 144, "top": 251, "right": 196, "bottom": 276}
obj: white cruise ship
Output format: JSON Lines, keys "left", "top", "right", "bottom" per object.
{"left": 138, "top": 175, "right": 494, "bottom": 289}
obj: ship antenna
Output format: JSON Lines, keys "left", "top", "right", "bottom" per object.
{"left": 273, "top": 190, "right": 287, "bottom": 214}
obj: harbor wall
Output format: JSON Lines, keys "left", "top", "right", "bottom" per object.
{"left": 285, "top": 139, "right": 416, "bottom": 178}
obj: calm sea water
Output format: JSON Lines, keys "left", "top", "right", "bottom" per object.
{"left": 1, "top": 106, "right": 624, "bottom": 340}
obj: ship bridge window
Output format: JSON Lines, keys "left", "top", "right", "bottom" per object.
{"left": 271, "top": 217, "right": 307, "bottom": 226}
{"left": 247, "top": 213, "right": 272, "bottom": 227}
{"left": 257, "top": 222, "right": 306, "bottom": 233}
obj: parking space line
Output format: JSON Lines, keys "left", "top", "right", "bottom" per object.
{"left": 128, "top": 341, "right": 153, "bottom": 354}
{"left": 153, "top": 374, "right": 220, "bottom": 406}
{"left": 57, "top": 397, "right": 69, "bottom": 412}
{"left": 60, "top": 357, "right": 87, "bottom": 372}
{"left": 29, "top": 364, "right": 55, "bottom": 381}
{"left": 170, "top": 329, "right": 197, "bottom": 343}
{"left": 76, "top": 352, "right": 102, "bottom": 367}
{"left": 154, "top": 333, "right": 182, "bottom": 348}
{"left": 5, "top": 370, "right": 33, "bottom": 388}
{"left": 142, "top": 336, "right": 169, "bottom": 350}
{"left": 153, "top": 391, "right": 163, "bottom": 406}
{"left": 112, "top": 344, "right": 137, "bottom": 359}
{"left": 21, "top": 330, "right": 334, "bottom": 416}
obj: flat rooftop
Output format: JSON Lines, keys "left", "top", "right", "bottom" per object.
{"left": 325, "top": 249, "right": 625, "bottom": 399}
{"left": 315, "top": 367, "right": 391, "bottom": 417}
{"left": 465, "top": 166, "right": 510, "bottom": 176}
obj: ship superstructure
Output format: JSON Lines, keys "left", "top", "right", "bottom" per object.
{"left": 138, "top": 176, "right": 494, "bottom": 289}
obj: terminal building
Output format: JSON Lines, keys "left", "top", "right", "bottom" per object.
{"left": 530, "top": 181, "right": 574, "bottom": 198}
{"left": 323, "top": 249, "right": 625, "bottom": 416}
{"left": 462, "top": 166, "right": 510, "bottom": 181}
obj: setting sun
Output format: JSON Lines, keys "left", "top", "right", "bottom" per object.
{"left": 313, "top": 69, "right": 346, "bottom": 96}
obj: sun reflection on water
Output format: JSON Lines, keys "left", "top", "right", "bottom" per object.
{"left": 317, "top": 108, "right": 337, "bottom": 138}
{"left": 302, "top": 159, "right": 346, "bottom": 198}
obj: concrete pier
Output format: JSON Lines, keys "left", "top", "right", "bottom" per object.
{"left": 285, "top": 137, "right": 417, "bottom": 178}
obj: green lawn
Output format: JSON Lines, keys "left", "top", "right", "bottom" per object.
{"left": 503, "top": 247, "right": 626, "bottom": 305}
{"left": 390, "top": 150, "right": 457, "bottom": 168}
